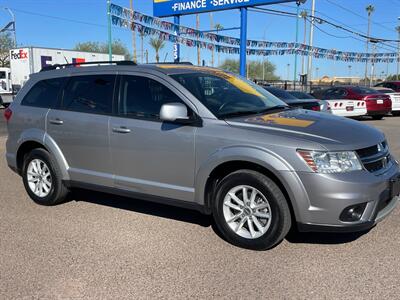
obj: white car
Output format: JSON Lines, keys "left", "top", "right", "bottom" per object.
{"left": 315, "top": 87, "right": 367, "bottom": 117}
{"left": 371, "top": 87, "right": 400, "bottom": 116}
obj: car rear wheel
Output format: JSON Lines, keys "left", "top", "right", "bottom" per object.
{"left": 22, "top": 148, "right": 69, "bottom": 206}
{"left": 212, "top": 170, "right": 291, "bottom": 250}
{"left": 372, "top": 115, "right": 384, "bottom": 120}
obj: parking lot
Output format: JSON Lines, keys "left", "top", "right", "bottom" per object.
{"left": 0, "top": 113, "right": 399, "bottom": 299}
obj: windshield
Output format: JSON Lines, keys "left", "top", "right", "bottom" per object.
{"left": 171, "top": 71, "right": 286, "bottom": 118}
{"left": 263, "top": 87, "right": 298, "bottom": 101}
{"left": 374, "top": 89, "right": 394, "bottom": 94}
{"left": 351, "top": 86, "right": 378, "bottom": 95}
{"left": 288, "top": 91, "right": 315, "bottom": 99}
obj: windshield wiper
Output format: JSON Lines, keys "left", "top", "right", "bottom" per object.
{"left": 220, "top": 105, "right": 289, "bottom": 119}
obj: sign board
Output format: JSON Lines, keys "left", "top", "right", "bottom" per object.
{"left": 153, "top": 0, "right": 296, "bottom": 17}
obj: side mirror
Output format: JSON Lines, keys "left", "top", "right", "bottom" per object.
{"left": 160, "top": 102, "right": 190, "bottom": 123}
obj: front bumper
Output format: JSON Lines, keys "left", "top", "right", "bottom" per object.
{"left": 294, "top": 162, "right": 400, "bottom": 232}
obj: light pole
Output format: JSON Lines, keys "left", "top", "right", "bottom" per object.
{"left": 5, "top": 8, "right": 16, "bottom": 47}
{"left": 107, "top": 0, "right": 112, "bottom": 61}
{"left": 348, "top": 65, "right": 352, "bottom": 77}
{"left": 300, "top": 10, "right": 308, "bottom": 78}
{"left": 287, "top": 63, "right": 290, "bottom": 80}
{"left": 364, "top": 4, "right": 374, "bottom": 86}
{"left": 315, "top": 67, "right": 319, "bottom": 81}
{"left": 307, "top": 0, "right": 316, "bottom": 83}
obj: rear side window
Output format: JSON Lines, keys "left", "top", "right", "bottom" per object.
{"left": 21, "top": 78, "right": 64, "bottom": 108}
{"left": 62, "top": 75, "right": 115, "bottom": 114}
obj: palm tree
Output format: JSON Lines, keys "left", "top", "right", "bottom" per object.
{"left": 214, "top": 23, "right": 224, "bottom": 66}
{"left": 149, "top": 38, "right": 165, "bottom": 63}
{"left": 139, "top": 31, "right": 145, "bottom": 63}
{"left": 364, "top": 4, "right": 374, "bottom": 86}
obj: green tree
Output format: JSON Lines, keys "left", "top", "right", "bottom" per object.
{"left": 149, "top": 38, "right": 165, "bottom": 63}
{"left": 219, "top": 59, "right": 280, "bottom": 80}
{"left": 0, "top": 33, "right": 14, "bottom": 67}
{"left": 74, "top": 40, "right": 132, "bottom": 60}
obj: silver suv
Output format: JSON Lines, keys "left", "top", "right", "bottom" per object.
{"left": 5, "top": 62, "right": 400, "bottom": 250}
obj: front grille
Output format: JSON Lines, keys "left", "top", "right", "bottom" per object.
{"left": 356, "top": 141, "right": 391, "bottom": 173}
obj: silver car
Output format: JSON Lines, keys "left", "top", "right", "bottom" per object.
{"left": 5, "top": 62, "right": 400, "bottom": 250}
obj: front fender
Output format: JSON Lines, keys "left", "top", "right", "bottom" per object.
{"left": 194, "top": 145, "right": 310, "bottom": 223}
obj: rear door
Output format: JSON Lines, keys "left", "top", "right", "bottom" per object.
{"left": 109, "top": 74, "right": 196, "bottom": 202}
{"left": 46, "top": 73, "right": 116, "bottom": 187}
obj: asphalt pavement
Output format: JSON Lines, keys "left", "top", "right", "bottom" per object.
{"left": 1, "top": 116, "right": 399, "bottom": 299}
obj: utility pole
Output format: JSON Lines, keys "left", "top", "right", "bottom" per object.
{"left": 130, "top": 0, "right": 137, "bottom": 62}
{"left": 4, "top": 8, "right": 16, "bottom": 47}
{"left": 196, "top": 14, "right": 201, "bottom": 66}
{"left": 209, "top": 13, "right": 214, "bottom": 67}
{"left": 348, "top": 65, "right": 352, "bottom": 77}
{"left": 315, "top": 67, "right": 319, "bottom": 81}
{"left": 396, "top": 19, "right": 400, "bottom": 80}
{"left": 307, "top": 0, "right": 316, "bottom": 83}
{"left": 287, "top": 64, "right": 290, "bottom": 80}
{"left": 300, "top": 10, "right": 308, "bottom": 78}
{"left": 364, "top": 4, "right": 374, "bottom": 86}
{"left": 370, "top": 41, "right": 377, "bottom": 86}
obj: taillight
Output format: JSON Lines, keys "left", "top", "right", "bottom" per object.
{"left": 311, "top": 106, "right": 320, "bottom": 111}
{"left": 4, "top": 107, "right": 12, "bottom": 122}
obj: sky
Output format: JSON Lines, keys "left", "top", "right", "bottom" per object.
{"left": 0, "top": 0, "right": 399, "bottom": 80}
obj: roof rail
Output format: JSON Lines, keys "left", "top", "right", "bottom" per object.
{"left": 149, "top": 62, "right": 193, "bottom": 65}
{"left": 40, "top": 60, "right": 136, "bottom": 72}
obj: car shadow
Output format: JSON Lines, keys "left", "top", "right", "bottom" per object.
{"left": 70, "top": 188, "right": 213, "bottom": 228}
{"left": 69, "top": 189, "right": 371, "bottom": 245}
{"left": 285, "top": 227, "right": 372, "bottom": 245}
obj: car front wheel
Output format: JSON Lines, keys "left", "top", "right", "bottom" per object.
{"left": 212, "top": 170, "right": 291, "bottom": 250}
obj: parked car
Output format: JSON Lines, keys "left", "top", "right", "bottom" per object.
{"left": 287, "top": 90, "right": 330, "bottom": 113}
{"left": 371, "top": 87, "right": 400, "bottom": 116}
{"left": 262, "top": 86, "right": 321, "bottom": 111}
{"left": 375, "top": 81, "right": 400, "bottom": 92}
{"left": 5, "top": 62, "right": 400, "bottom": 250}
{"left": 318, "top": 86, "right": 391, "bottom": 119}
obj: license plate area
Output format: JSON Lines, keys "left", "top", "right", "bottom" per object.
{"left": 390, "top": 175, "right": 400, "bottom": 198}
{"left": 377, "top": 99, "right": 384, "bottom": 104}
{"left": 346, "top": 106, "right": 354, "bottom": 111}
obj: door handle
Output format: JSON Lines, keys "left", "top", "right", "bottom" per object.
{"left": 49, "top": 119, "right": 64, "bottom": 125}
{"left": 112, "top": 126, "right": 131, "bottom": 134}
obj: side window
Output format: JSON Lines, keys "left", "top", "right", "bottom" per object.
{"left": 323, "top": 89, "right": 335, "bottom": 99}
{"left": 119, "top": 76, "right": 184, "bottom": 120}
{"left": 21, "top": 78, "right": 64, "bottom": 108}
{"left": 62, "top": 75, "right": 115, "bottom": 114}
{"left": 337, "top": 88, "right": 348, "bottom": 98}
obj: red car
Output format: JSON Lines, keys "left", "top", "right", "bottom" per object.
{"left": 321, "top": 86, "right": 391, "bottom": 120}
{"left": 375, "top": 81, "right": 400, "bottom": 92}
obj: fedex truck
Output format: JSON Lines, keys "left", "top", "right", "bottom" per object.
{"left": 1, "top": 47, "right": 125, "bottom": 107}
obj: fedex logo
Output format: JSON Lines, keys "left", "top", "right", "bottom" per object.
{"left": 11, "top": 49, "right": 28, "bottom": 60}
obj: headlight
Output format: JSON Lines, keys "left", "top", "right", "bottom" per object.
{"left": 297, "top": 150, "right": 363, "bottom": 173}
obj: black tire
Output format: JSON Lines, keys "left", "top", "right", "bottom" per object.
{"left": 212, "top": 170, "right": 291, "bottom": 250}
{"left": 372, "top": 115, "right": 384, "bottom": 120}
{"left": 392, "top": 111, "right": 400, "bottom": 116}
{"left": 22, "top": 148, "right": 69, "bottom": 206}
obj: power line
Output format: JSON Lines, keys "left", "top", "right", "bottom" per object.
{"left": 325, "top": 0, "right": 397, "bottom": 34}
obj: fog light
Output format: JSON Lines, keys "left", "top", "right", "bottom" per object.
{"left": 339, "top": 203, "right": 367, "bottom": 222}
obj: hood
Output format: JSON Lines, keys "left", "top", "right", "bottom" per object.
{"left": 226, "top": 109, "right": 385, "bottom": 151}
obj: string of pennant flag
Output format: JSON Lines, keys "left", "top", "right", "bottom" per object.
{"left": 110, "top": 3, "right": 399, "bottom": 63}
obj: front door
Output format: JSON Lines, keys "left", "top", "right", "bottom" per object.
{"left": 109, "top": 75, "right": 196, "bottom": 202}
